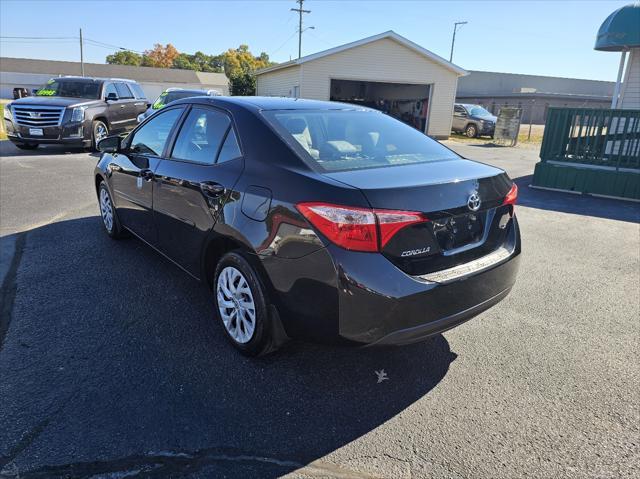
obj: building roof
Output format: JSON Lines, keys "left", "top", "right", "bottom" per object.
{"left": 595, "top": 3, "right": 640, "bottom": 51}
{"left": 0, "top": 57, "right": 229, "bottom": 85}
{"left": 256, "top": 31, "right": 468, "bottom": 76}
{"left": 457, "top": 70, "right": 614, "bottom": 99}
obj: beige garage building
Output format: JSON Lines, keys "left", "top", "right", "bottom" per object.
{"left": 256, "top": 31, "right": 467, "bottom": 139}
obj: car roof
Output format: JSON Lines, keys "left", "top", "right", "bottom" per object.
{"left": 171, "top": 96, "right": 370, "bottom": 112}
{"left": 52, "top": 76, "right": 138, "bottom": 83}
{"left": 165, "top": 88, "right": 210, "bottom": 94}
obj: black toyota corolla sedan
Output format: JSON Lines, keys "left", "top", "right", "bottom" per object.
{"left": 94, "top": 96, "right": 520, "bottom": 356}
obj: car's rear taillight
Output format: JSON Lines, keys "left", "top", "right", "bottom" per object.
{"left": 376, "top": 210, "right": 428, "bottom": 248}
{"left": 296, "top": 202, "right": 428, "bottom": 252}
{"left": 503, "top": 183, "right": 518, "bottom": 206}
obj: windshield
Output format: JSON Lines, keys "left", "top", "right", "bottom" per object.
{"left": 36, "top": 79, "right": 101, "bottom": 99}
{"left": 469, "top": 106, "right": 493, "bottom": 118}
{"left": 152, "top": 90, "right": 203, "bottom": 110}
{"left": 263, "top": 109, "right": 458, "bottom": 172}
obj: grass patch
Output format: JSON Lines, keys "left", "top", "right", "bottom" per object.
{"left": 448, "top": 124, "right": 544, "bottom": 148}
{"left": 1, "top": 99, "right": 10, "bottom": 140}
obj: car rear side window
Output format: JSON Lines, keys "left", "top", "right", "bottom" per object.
{"left": 128, "top": 83, "right": 146, "bottom": 99}
{"left": 171, "top": 107, "right": 230, "bottom": 165}
{"left": 217, "top": 128, "right": 242, "bottom": 163}
{"left": 115, "top": 83, "right": 134, "bottom": 99}
{"left": 129, "top": 108, "right": 183, "bottom": 156}
{"left": 262, "top": 109, "right": 458, "bottom": 172}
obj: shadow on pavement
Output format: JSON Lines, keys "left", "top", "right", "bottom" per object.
{"left": 512, "top": 175, "right": 640, "bottom": 224}
{"left": 0, "top": 140, "right": 94, "bottom": 158}
{"left": 0, "top": 216, "right": 455, "bottom": 478}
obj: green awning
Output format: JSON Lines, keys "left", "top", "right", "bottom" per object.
{"left": 595, "top": 3, "right": 640, "bottom": 51}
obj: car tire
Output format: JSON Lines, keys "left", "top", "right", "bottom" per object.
{"left": 92, "top": 120, "right": 109, "bottom": 151}
{"left": 15, "top": 143, "right": 39, "bottom": 150}
{"left": 214, "top": 251, "right": 273, "bottom": 357}
{"left": 465, "top": 124, "right": 478, "bottom": 138}
{"left": 98, "top": 181, "right": 126, "bottom": 239}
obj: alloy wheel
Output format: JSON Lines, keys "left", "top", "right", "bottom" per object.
{"left": 217, "top": 266, "right": 256, "bottom": 344}
{"left": 95, "top": 122, "right": 108, "bottom": 143}
{"left": 100, "top": 188, "right": 114, "bottom": 232}
{"left": 466, "top": 125, "right": 477, "bottom": 138}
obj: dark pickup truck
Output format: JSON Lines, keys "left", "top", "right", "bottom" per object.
{"left": 3, "top": 76, "right": 149, "bottom": 150}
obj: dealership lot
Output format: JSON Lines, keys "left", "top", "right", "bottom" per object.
{"left": 0, "top": 140, "right": 638, "bottom": 478}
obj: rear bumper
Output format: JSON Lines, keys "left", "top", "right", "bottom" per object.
{"left": 367, "top": 287, "right": 512, "bottom": 346}
{"left": 262, "top": 216, "right": 521, "bottom": 345}
{"left": 330, "top": 235, "right": 520, "bottom": 344}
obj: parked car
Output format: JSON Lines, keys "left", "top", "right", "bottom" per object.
{"left": 452, "top": 103, "right": 497, "bottom": 138}
{"left": 95, "top": 97, "right": 520, "bottom": 356}
{"left": 3, "top": 76, "right": 148, "bottom": 150}
{"left": 137, "top": 88, "right": 222, "bottom": 123}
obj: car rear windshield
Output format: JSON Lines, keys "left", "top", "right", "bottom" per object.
{"left": 36, "top": 79, "right": 101, "bottom": 99}
{"left": 262, "top": 109, "right": 458, "bottom": 172}
{"left": 152, "top": 90, "right": 203, "bottom": 109}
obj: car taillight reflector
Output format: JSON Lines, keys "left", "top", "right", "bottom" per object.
{"left": 296, "top": 202, "right": 428, "bottom": 252}
{"left": 375, "top": 209, "right": 428, "bottom": 248}
{"left": 503, "top": 183, "right": 518, "bottom": 206}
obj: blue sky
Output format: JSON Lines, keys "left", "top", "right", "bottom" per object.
{"left": 0, "top": 0, "right": 629, "bottom": 82}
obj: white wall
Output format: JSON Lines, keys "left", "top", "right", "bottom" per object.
{"left": 620, "top": 48, "right": 640, "bottom": 110}
{"left": 257, "top": 38, "right": 461, "bottom": 138}
{"left": 256, "top": 66, "right": 301, "bottom": 98}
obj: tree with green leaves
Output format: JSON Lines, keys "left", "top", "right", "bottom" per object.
{"left": 223, "top": 45, "right": 273, "bottom": 96}
{"left": 172, "top": 52, "right": 224, "bottom": 73}
{"left": 106, "top": 50, "right": 142, "bottom": 66}
{"left": 104, "top": 43, "right": 275, "bottom": 96}
{"left": 229, "top": 72, "right": 256, "bottom": 96}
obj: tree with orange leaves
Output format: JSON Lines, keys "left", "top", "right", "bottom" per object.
{"left": 142, "top": 44, "right": 179, "bottom": 68}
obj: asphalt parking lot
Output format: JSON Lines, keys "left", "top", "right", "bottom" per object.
{"left": 1, "top": 139, "right": 638, "bottom": 478}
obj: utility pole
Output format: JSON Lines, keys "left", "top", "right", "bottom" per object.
{"left": 449, "top": 21, "right": 468, "bottom": 63}
{"left": 79, "top": 28, "right": 85, "bottom": 76}
{"left": 291, "top": 0, "right": 311, "bottom": 59}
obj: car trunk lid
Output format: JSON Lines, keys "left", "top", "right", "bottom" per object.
{"left": 323, "top": 159, "right": 515, "bottom": 275}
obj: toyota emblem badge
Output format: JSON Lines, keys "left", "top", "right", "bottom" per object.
{"left": 467, "top": 191, "right": 481, "bottom": 212}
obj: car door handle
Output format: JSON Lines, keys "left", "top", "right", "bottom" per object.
{"left": 200, "top": 181, "right": 225, "bottom": 197}
{"left": 120, "top": 104, "right": 126, "bottom": 109}
{"left": 140, "top": 169, "right": 154, "bottom": 181}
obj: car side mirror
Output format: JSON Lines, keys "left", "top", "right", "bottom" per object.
{"left": 97, "top": 135, "right": 122, "bottom": 153}
{"left": 106, "top": 92, "right": 119, "bottom": 102}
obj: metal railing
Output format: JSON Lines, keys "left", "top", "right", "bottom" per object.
{"left": 539, "top": 107, "right": 640, "bottom": 171}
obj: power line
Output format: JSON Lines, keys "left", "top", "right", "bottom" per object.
{"left": 270, "top": 30, "right": 299, "bottom": 57}
{"left": 0, "top": 34, "right": 143, "bottom": 54}
{"left": 0, "top": 35, "right": 77, "bottom": 40}
{"left": 0, "top": 39, "right": 77, "bottom": 43}
{"left": 84, "top": 38, "right": 144, "bottom": 55}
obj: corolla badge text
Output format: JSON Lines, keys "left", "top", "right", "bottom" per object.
{"left": 401, "top": 247, "right": 431, "bottom": 257}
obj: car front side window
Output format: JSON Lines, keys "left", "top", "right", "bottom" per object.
{"left": 104, "top": 83, "right": 118, "bottom": 99}
{"left": 171, "top": 107, "right": 231, "bottom": 165}
{"left": 129, "top": 108, "right": 183, "bottom": 156}
{"left": 115, "top": 83, "right": 134, "bottom": 100}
